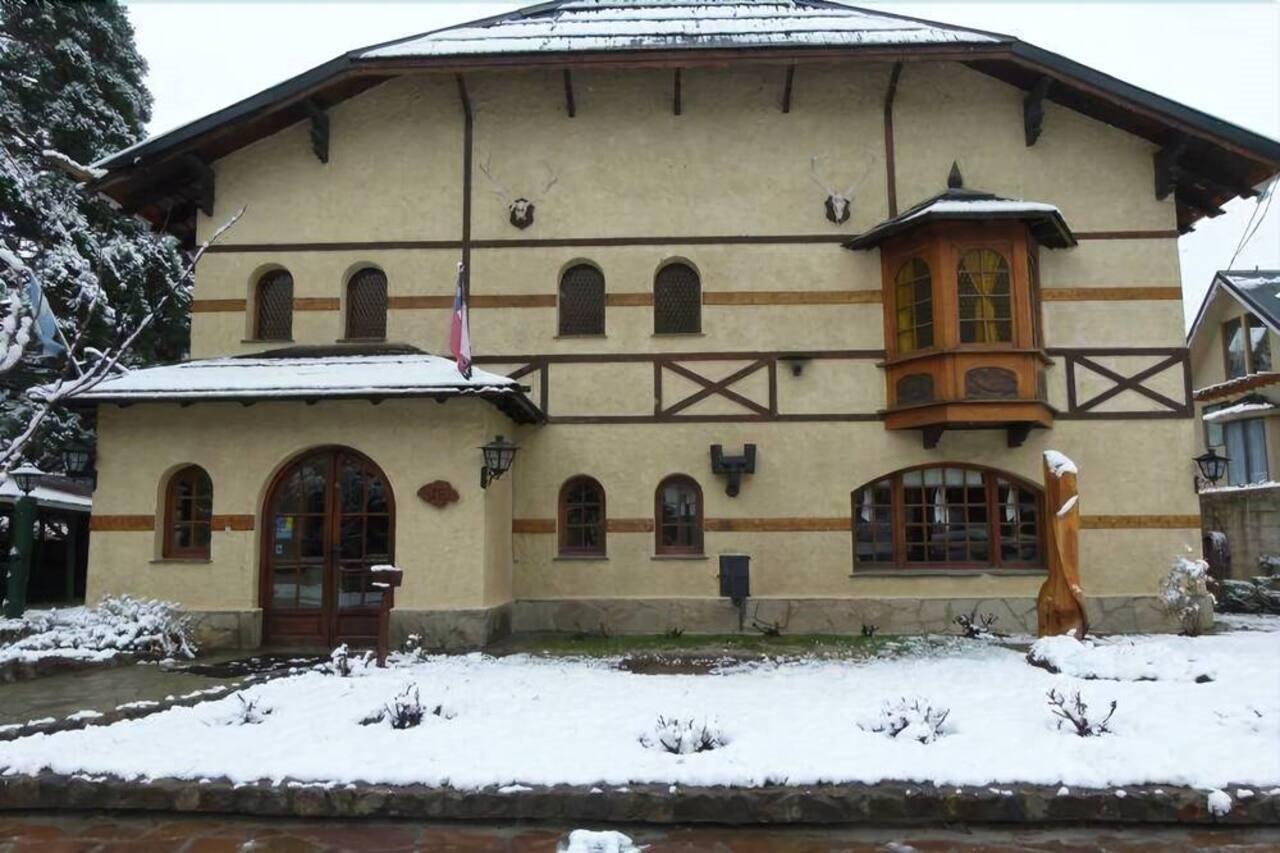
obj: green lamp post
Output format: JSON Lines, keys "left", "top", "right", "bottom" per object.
{"left": 3, "top": 463, "right": 42, "bottom": 619}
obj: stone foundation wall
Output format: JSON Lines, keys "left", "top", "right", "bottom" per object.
{"left": 186, "top": 610, "right": 262, "bottom": 650}
{"left": 390, "top": 605, "right": 512, "bottom": 651}
{"left": 1201, "top": 487, "right": 1280, "bottom": 579}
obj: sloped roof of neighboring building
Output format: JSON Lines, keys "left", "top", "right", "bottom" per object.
{"left": 843, "top": 186, "right": 1074, "bottom": 250}
{"left": 90, "top": 0, "right": 1280, "bottom": 246}
{"left": 361, "top": 0, "right": 999, "bottom": 58}
{"left": 62, "top": 351, "right": 545, "bottom": 424}
{"left": 1188, "top": 270, "right": 1280, "bottom": 345}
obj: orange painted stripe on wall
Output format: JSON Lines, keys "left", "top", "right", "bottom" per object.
{"left": 1041, "top": 287, "right": 1183, "bottom": 302}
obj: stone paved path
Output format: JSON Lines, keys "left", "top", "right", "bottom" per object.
{"left": 0, "top": 815, "right": 1277, "bottom": 852}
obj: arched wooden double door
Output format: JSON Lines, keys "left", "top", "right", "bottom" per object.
{"left": 260, "top": 448, "right": 394, "bottom": 647}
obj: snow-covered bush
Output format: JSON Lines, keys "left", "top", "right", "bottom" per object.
{"left": 1207, "top": 789, "right": 1233, "bottom": 816}
{"left": 1160, "top": 556, "right": 1213, "bottom": 636}
{"left": 640, "top": 716, "right": 727, "bottom": 754}
{"left": 228, "top": 695, "right": 270, "bottom": 725}
{"left": 1047, "top": 688, "right": 1116, "bottom": 736}
{"left": 955, "top": 609, "right": 999, "bottom": 639}
{"left": 860, "top": 697, "right": 951, "bottom": 744}
{"left": 361, "top": 684, "right": 450, "bottom": 729}
{"left": 557, "top": 829, "right": 642, "bottom": 853}
{"left": 0, "top": 596, "right": 194, "bottom": 662}
{"left": 330, "top": 644, "right": 352, "bottom": 676}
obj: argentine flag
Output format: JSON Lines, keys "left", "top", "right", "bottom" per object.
{"left": 24, "top": 272, "right": 64, "bottom": 357}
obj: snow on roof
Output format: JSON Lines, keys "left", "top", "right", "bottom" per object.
{"left": 1188, "top": 270, "right": 1280, "bottom": 345}
{"left": 64, "top": 354, "right": 526, "bottom": 405}
{"left": 362, "top": 0, "right": 1002, "bottom": 59}
{"left": 1202, "top": 399, "right": 1277, "bottom": 423}
{"left": 845, "top": 188, "right": 1074, "bottom": 250}
{"left": 0, "top": 477, "right": 92, "bottom": 512}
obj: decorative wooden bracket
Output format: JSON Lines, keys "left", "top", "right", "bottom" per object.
{"left": 1007, "top": 422, "right": 1033, "bottom": 448}
{"left": 181, "top": 154, "right": 214, "bottom": 216}
{"left": 305, "top": 100, "right": 329, "bottom": 164}
{"left": 711, "top": 444, "right": 757, "bottom": 497}
{"left": 1023, "top": 76, "right": 1053, "bottom": 147}
{"left": 922, "top": 424, "right": 944, "bottom": 450}
{"left": 1154, "top": 134, "right": 1189, "bottom": 201}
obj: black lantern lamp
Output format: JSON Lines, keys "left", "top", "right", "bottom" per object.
{"left": 1194, "top": 448, "right": 1230, "bottom": 487}
{"left": 480, "top": 435, "right": 518, "bottom": 489}
{"left": 62, "top": 443, "right": 95, "bottom": 484}
{"left": 9, "top": 463, "right": 43, "bottom": 495}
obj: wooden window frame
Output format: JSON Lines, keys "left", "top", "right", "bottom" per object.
{"left": 893, "top": 257, "right": 934, "bottom": 354}
{"left": 254, "top": 269, "right": 294, "bottom": 342}
{"left": 1224, "top": 313, "right": 1272, "bottom": 379}
{"left": 851, "top": 464, "right": 1045, "bottom": 572}
{"left": 956, "top": 247, "right": 1015, "bottom": 345}
{"left": 1247, "top": 314, "right": 1272, "bottom": 374}
{"left": 558, "top": 475, "right": 607, "bottom": 557}
{"left": 654, "top": 474, "right": 704, "bottom": 556}
{"left": 163, "top": 465, "right": 213, "bottom": 560}
{"left": 344, "top": 267, "right": 388, "bottom": 341}
{"left": 653, "top": 262, "right": 702, "bottom": 335}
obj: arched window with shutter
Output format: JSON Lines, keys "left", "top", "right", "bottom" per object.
{"left": 654, "top": 262, "right": 701, "bottom": 334}
{"left": 655, "top": 474, "right": 703, "bottom": 555}
{"left": 345, "top": 267, "right": 388, "bottom": 340}
{"left": 558, "top": 263, "right": 605, "bottom": 336}
{"left": 559, "top": 476, "right": 606, "bottom": 556}
{"left": 254, "top": 269, "right": 293, "bottom": 341}
{"left": 163, "top": 465, "right": 213, "bottom": 559}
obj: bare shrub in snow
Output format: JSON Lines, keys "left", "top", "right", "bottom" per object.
{"left": 330, "top": 644, "right": 352, "bottom": 676}
{"left": 860, "top": 697, "right": 951, "bottom": 744}
{"left": 955, "top": 609, "right": 999, "bottom": 639}
{"left": 640, "top": 716, "right": 727, "bottom": 754}
{"left": 229, "top": 695, "right": 270, "bottom": 725}
{"left": 1047, "top": 688, "right": 1116, "bottom": 736}
{"left": 1160, "top": 555, "right": 1213, "bottom": 636}
{"left": 861, "top": 623, "right": 879, "bottom": 638}
{"left": 361, "top": 684, "right": 450, "bottom": 729}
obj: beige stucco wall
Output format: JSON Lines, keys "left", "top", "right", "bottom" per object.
{"left": 86, "top": 59, "right": 1201, "bottom": 632}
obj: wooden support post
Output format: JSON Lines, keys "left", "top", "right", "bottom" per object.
{"left": 304, "top": 100, "right": 329, "bottom": 164}
{"left": 1037, "top": 453, "right": 1088, "bottom": 638}
{"left": 781, "top": 64, "right": 795, "bottom": 114}
{"left": 563, "top": 70, "right": 576, "bottom": 118}
{"left": 1023, "top": 76, "right": 1052, "bottom": 146}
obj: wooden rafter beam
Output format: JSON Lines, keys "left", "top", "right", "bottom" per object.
{"left": 781, "top": 64, "right": 795, "bottom": 114}
{"left": 180, "top": 154, "right": 214, "bottom": 216}
{"left": 304, "top": 100, "right": 329, "bottom": 164}
{"left": 673, "top": 68, "right": 682, "bottom": 116}
{"left": 1154, "top": 133, "right": 1189, "bottom": 201}
{"left": 1023, "top": 75, "right": 1052, "bottom": 147}
{"left": 1177, "top": 185, "right": 1226, "bottom": 219}
{"left": 563, "top": 69, "right": 576, "bottom": 118}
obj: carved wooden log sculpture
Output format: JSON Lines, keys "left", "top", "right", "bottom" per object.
{"left": 1038, "top": 451, "right": 1089, "bottom": 638}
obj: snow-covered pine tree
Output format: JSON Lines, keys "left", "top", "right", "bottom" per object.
{"left": 0, "top": 0, "right": 189, "bottom": 469}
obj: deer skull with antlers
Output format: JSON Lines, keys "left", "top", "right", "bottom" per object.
{"left": 478, "top": 155, "right": 559, "bottom": 230}
{"left": 809, "top": 156, "right": 867, "bottom": 225}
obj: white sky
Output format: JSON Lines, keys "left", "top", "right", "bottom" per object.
{"left": 124, "top": 1, "right": 1280, "bottom": 329}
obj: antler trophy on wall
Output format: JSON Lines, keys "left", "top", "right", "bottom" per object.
{"left": 478, "top": 155, "right": 559, "bottom": 229}
{"left": 809, "top": 156, "right": 867, "bottom": 225}
{"left": 1038, "top": 450, "right": 1089, "bottom": 638}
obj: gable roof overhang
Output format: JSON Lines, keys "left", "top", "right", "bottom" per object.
{"left": 1187, "top": 269, "right": 1280, "bottom": 346}
{"left": 91, "top": 1, "right": 1280, "bottom": 247}
{"left": 843, "top": 187, "right": 1076, "bottom": 251}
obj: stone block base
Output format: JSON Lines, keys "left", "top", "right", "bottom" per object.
{"left": 390, "top": 604, "right": 511, "bottom": 651}
{"left": 186, "top": 610, "right": 262, "bottom": 650}
{"left": 512, "top": 595, "right": 1197, "bottom": 636}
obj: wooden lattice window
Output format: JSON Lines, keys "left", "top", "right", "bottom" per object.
{"left": 559, "top": 264, "right": 605, "bottom": 336}
{"left": 559, "top": 476, "right": 606, "bottom": 556}
{"left": 164, "top": 465, "right": 212, "bottom": 559}
{"left": 1224, "top": 314, "right": 1272, "bottom": 379}
{"left": 894, "top": 257, "right": 933, "bottom": 353}
{"left": 345, "top": 268, "right": 387, "bottom": 340}
{"left": 254, "top": 269, "right": 293, "bottom": 341}
{"left": 853, "top": 465, "right": 1042, "bottom": 571}
{"left": 957, "top": 249, "right": 1012, "bottom": 344}
{"left": 655, "top": 474, "right": 703, "bottom": 555}
{"left": 654, "top": 263, "right": 701, "bottom": 335}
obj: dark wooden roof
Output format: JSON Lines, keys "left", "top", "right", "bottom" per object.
{"left": 843, "top": 187, "right": 1076, "bottom": 251}
{"left": 92, "top": 1, "right": 1280, "bottom": 246}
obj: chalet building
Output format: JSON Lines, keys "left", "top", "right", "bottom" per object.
{"left": 73, "top": 1, "right": 1280, "bottom": 648}
{"left": 1189, "top": 271, "right": 1280, "bottom": 578}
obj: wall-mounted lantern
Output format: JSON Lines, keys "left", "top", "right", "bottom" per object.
{"left": 710, "top": 444, "right": 756, "bottom": 497}
{"left": 480, "top": 435, "right": 519, "bottom": 489}
{"left": 62, "top": 443, "right": 96, "bottom": 488}
{"left": 1194, "top": 447, "right": 1229, "bottom": 489}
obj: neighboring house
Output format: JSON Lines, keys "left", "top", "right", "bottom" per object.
{"left": 68, "top": 1, "right": 1280, "bottom": 648}
{"left": 1189, "top": 270, "right": 1280, "bottom": 578}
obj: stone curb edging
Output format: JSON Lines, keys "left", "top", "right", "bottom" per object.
{"left": 0, "top": 776, "right": 1276, "bottom": 826}
{"left": 0, "top": 652, "right": 140, "bottom": 685}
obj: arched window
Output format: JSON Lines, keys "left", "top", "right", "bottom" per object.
{"left": 345, "top": 267, "right": 388, "bottom": 340}
{"left": 254, "top": 269, "right": 294, "bottom": 341}
{"left": 654, "top": 262, "right": 701, "bottom": 335}
{"left": 559, "top": 264, "right": 605, "bottom": 336}
{"left": 655, "top": 474, "right": 703, "bottom": 555}
{"left": 894, "top": 257, "right": 933, "bottom": 353}
{"left": 852, "top": 465, "right": 1041, "bottom": 570}
{"left": 957, "top": 249, "right": 1012, "bottom": 344}
{"left": 559, "top": 476, "right": 606, "bottom": 556}
{"left": 164, "top": 465, "right": 213, "bottom": 559}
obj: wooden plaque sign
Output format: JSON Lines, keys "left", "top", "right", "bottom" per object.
{"left": 418, "top": 480, "right": 460, "bottom": 509}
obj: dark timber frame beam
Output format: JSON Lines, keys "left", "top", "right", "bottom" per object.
{"left": 304, "top": 100, "right": 329, "bottom": 164}
{"left": 1023, "top": 76, "right": 1052, "bottom": 146}
{"left": 456, "top": 74, "right": 473, "bottom": 291}
{"left": 563, "top": 70, "right": 576, "bottom": 118}
{"left": 781, "top": 64, "right": 795, "bottom": 114}
{"left": 882, "top": 62, "right": 903, "bottom": 218}
{"left": 673, "top": 68, "right": 683, "bottom": 116}
{"left": 1154, "top": 134, "right": 1190, "bottom": 201}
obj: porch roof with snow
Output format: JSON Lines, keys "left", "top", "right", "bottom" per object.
{"left": 843, "top": 187, "right": 1075, "bottom": 251}
{"left": 89, "top": 0, "right": 1280, "bottom": 246}
{"left": 62, "top": 350, "right": 545, "bottom": 424}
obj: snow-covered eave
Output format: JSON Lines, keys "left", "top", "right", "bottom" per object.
{"left": 1199, "top": 480, "right": 1280, "bottom": 495}
{"left": 1194, "top": 372, "right": 1280, "bottom": 403}
{"left": 1201, "top": 400, "right": 1278, "bottom": 423}
{"left": 844, "top": 201, "right": 1075, "bottom": 251}
{"left": 1187, "top": 271, "right": 1280, "bottom": 346}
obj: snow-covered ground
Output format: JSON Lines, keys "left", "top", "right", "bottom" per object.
{"left": 1, "top": 623, "right": 1277, "bottom": 793}
{"left": 0, "top": 597, "right": 194, "bottom": 667}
